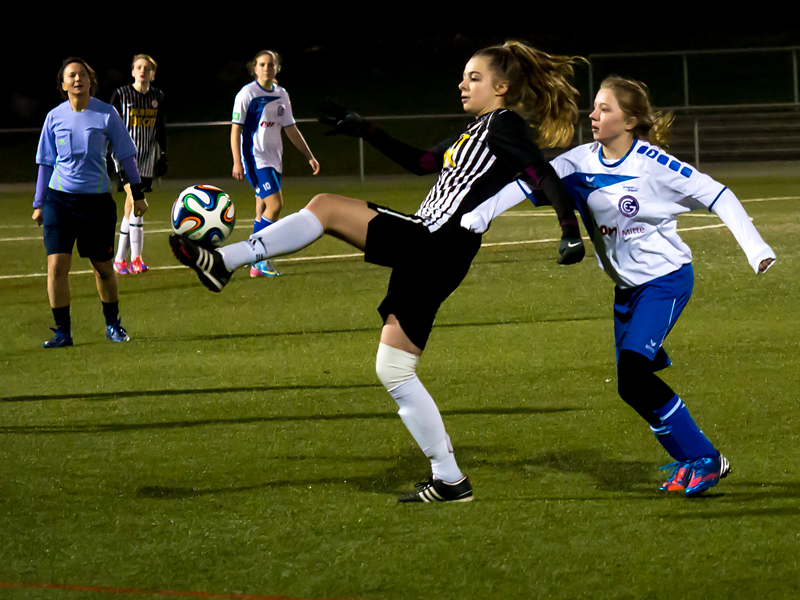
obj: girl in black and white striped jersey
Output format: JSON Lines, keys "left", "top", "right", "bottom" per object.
{"left": 112, "top": 54, "right": 167, "bottom": 275}
{"left": 170, "top": 41, "right": 586, "bottom": 502}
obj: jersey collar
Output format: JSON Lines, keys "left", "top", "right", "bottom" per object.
{"left": 597, "top": 138, "right": 638, "bottom": 168}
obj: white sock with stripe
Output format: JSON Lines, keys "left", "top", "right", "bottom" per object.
{"left": 130, "top": 215, "right": 144, "bottom": 258}
{"left": 116, "top": 217, "right": 130, "bottom": 263}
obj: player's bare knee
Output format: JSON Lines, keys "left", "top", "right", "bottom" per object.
{"left": 307, "top": 193, "right": 332, "bottom": 210}
{"left": 92, "top": 261, "right": 116, "bottom": 281}
{"left": 306, "top": 194, "right": 338, "bottom": 228}
{"left": 48, "top": 266, "right": 69, "bottom": 281}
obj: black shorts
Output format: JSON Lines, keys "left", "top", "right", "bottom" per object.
{"left": 365, "top": 204, "right": 482, "bottom": 351}
{"left": 42, "top": 189, "right": 117, "bottom": 261}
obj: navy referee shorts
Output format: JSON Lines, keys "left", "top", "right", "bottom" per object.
{"left": 42, "top": 189, "right": 117, "bottom": 261}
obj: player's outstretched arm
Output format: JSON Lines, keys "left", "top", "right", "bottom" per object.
{"left": 319, "top": 98, "right": 439, "bottom": 176}
{"left": 711, "top": 188, "right": 776, "bottom": 274}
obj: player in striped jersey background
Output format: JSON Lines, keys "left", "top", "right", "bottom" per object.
{"left": 111, "top": 54, "right": 167, "bottom": 275}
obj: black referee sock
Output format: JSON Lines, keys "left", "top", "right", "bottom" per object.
{"left": 52, "top": 305, "right": 71, "bottom": 335}
{"left": 102, "top": 301, "right": 119, "bottom": 327}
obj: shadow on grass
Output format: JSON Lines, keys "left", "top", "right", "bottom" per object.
{"left": 121, "top": 444, "right": 800, "bottom": 507}
{"left": 3, "top": 313, "right": 604, "bottom": 360}
{"left": 183, "top": 314, "right": 603, "bottom": 343}
{"left": 525, "top": 449, "right": 656, "bottom": 493}
{"left": 466, "top": 447, "right": 659, "bottom": 494}
{"left": 136, "top": 452, "right": 428, "bottom": 500}
{"left": 0, "top": 406, "right": 581, "bottom": 434}
{"left": 0, "top": 382, "right": 383, "bottom": 404}
{"left": 133, "top": 447, "right": 653, "bottom": 502}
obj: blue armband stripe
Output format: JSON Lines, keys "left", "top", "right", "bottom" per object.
{"left": 708, "top": 186, "right": 728, "bottom": 212}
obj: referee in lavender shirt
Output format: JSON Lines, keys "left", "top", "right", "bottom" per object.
{"left": 32, "top": 57, "right": 148, "bottom": 348}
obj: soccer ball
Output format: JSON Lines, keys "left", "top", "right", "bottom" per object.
{"left": 171, "top": 185, "right": 235, "bottom": 247}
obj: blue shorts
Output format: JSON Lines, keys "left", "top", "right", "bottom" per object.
{"left": 614, "top": 264, "right": 694, "bottom": 371}
{"left": 245, "top": 166, "right": 282, "bottom": 199}
{"left": 42, "top": 189, "right": 117, "bottom": 261}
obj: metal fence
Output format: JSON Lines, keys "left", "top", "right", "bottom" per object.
{"left": 3, "top": 46, "right": 799, "bottom": 184}
{"left": 587, "top": 46, "right": 800, "bottom": 108}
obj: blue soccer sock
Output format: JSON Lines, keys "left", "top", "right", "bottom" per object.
{"left": 650, "top": 394, "right": 717, "bottom": 462}
{"left": 252, "top": 217, "right": 274, "bottom": 236}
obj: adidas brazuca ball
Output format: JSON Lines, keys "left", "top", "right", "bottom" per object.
{"left": 171, "top": 185, "right": 235, "bottom": 247}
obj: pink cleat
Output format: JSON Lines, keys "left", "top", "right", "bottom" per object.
{"left": 130, "top": 257, "right": 148, "bottom": 274}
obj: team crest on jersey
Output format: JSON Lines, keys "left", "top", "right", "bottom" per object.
{"left": 278, "top": 105, "right": 285, "bottom": 116}
{"left": 618, "top": 195, "right": 639, "bottom": 217}
{"left": 443, "top": 134, "right": 470, "bottom": 168}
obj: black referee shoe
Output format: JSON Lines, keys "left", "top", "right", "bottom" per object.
{"left": 169, "top": 234, "right": 231, "bottom": 293}
{"left": 398, "top": 475, "right": 473, "bottom": 503}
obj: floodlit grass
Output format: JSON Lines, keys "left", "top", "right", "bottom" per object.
{"left": 1, "top": 173, "right": 798, "bottom": 600}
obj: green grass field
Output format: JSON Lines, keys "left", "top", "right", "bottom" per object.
{"left": 1, "top": 172, "right": 798, "bottom": 600}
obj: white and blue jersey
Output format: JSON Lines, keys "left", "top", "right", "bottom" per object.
{"left": 231, "top": 81, "right": 295, "bottom": 174}
{"left": 479, "top": 139, "right": 774, "bottom": 288}
{"left": 36, "top": 97, "right": 137, "bottom": 195}
{"left": 545, "top": 140, "right": 774, "bottom": 287}
{"left": 548, "top": 139, "right": 727, "bottom": 287}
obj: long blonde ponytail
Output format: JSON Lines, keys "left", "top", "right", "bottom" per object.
{"left": 473, "top": 41, "right": 586, "bottom": 148}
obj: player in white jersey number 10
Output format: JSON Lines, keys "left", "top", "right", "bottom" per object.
{"left": 230, "top": 50, "right": 320, "bottom": 278}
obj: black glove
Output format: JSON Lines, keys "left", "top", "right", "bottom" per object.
{"left": 153, "top": 154, "right": 168, "bottom": 178}
{"left": 318, "top": 98, "right": 373, "bottom": 138}
{"left": 557, "top": 222, "right": 585, "bottom": 265}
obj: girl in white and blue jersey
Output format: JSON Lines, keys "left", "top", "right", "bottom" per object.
{"left": 32, "top": 57, "right": 148, "bottom": 348}
{"left": 230, "top": 50, "right": 320, "bottom": 277}
{"left": 481, "top": 76, "right": 776, "bottom": 496}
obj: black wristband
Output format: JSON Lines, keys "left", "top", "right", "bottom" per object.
{"left": 560, "top": 222, "right": 580, "bottom": 239}
{"left": 130, "top": 183, "right": 145, "bottom": 201}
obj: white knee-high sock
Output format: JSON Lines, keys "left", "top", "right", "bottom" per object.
{"left": 218, "top": 208, "right": 323, "bottom": 272}
{"left": 376, "top": 343, "right": 463, "bottom": 482}
{"left": 130, "top": 215, "right": 144, "bottom": 258}
{"left": 115, "top": 217, "right": 130, "bottom": 263}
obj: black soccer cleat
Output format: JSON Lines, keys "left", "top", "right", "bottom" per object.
{"left": 169, "top": 234, "right": 232, "bottom": 293}
{"left": 398, "top": 475, "right": 473, "bottom": 503}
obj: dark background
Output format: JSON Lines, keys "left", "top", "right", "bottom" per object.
{"left": 4, "top": 27, "right": 799, "bottom": 129}
{"left": 2, "top": 26, "right": 797, "bottom": 182}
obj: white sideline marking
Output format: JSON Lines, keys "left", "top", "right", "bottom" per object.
{"left": 3, "top": 195, "right": 795, "bottom": 241}
{"left": 0, "top": 227, "right": 175, "bottom": 242}
{"left": 1, "top": 194, "right": 792, "bottom": 280}
{"left": 0, "top": 223, "right": 737, "bottom": 281}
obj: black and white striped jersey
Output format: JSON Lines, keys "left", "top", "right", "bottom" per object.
{"left": 110, "top": 85, "right": 166, "bottom": 178}
{"left": 415, "top": 109, "right": 548, "bottom": 232}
